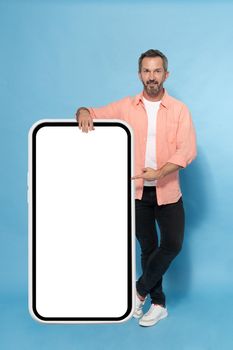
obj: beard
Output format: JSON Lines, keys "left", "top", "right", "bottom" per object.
{"left": 142, "top": 80, "right": 163, "bottom": 97}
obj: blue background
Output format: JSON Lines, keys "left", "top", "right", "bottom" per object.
{"left": 1, "top": 0, "right": 233, "bottom": 349}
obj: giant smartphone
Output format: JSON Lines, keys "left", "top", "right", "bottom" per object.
{"left": 28, "top": 119, "right": 135, "bottom": 324}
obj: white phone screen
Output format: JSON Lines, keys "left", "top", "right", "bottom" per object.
{"left": 28, "top": 120, "right": 134, "bottom": 323}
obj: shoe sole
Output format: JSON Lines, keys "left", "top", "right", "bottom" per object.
{"left": 139, "top": 312, "right": 168, "bottom": 327}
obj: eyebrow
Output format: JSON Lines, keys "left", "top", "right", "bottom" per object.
{"left": 142, "top": 68, "right": 163, "bottom": 71}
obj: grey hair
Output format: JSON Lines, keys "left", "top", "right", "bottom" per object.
{"left": 138, "top": 49, "right": 168, "bottom": 72}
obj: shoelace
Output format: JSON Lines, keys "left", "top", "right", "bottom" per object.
{"left": 144, "top": 304, "right": 157, "bottom": 316}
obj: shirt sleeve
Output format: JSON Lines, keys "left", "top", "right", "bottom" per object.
{"left": 87, "top": 98, "right": 128, "bottom": 120}
{"left": 167, "top": 104, "right": 197, "bottom": 168}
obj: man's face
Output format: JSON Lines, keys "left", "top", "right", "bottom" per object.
{"left": 138, "top": 57, "right": 169, "bottom": 97}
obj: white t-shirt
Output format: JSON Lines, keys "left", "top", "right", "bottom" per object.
{"left": 143, "top": 97, "right": 161, "bottom": 187}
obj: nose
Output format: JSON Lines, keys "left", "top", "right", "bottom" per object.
{"left": 149, "top": 72, "right": 156, "bottom": 81}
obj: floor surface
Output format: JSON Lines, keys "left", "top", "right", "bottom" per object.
{"left": 1, "top": 291, "right": 232, "bottom": 350}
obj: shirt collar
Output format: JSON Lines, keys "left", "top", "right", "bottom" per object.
{"left": 134, "top": 89, "right": 170, "bottom": 109}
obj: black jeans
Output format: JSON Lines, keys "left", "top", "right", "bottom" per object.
{"left": 135, "top": 186, "right": 185, "bottom": 307}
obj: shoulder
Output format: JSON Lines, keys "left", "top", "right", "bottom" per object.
{"left": 119, "top": 95, "right": 137, "bottom": 104}
{"left": 165, "top": 92, "right": 191, "bottom": 115}
{"left": 166, "top": 93, "right": 186, "bottom": 108}
{"left": 109, "top": 95, "right": 134, "bottom": 107}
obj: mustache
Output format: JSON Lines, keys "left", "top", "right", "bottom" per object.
{"left": 146, "top": 80, "right": 158, "bottom": 85}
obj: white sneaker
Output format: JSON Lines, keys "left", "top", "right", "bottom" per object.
{"left": 139, "top": 304, "right": 168, "bottom": 327}
{"left": 133, "top": 293, "right": 147, "bottom": 318}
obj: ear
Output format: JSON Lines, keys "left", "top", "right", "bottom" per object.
{"left": 165, "top": 71, "right": 170, "bottom": 80}
{"left": 138, "top": 71, "right": 142, "bottom": 81}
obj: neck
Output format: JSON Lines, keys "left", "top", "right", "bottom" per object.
{"left": 143, "top": 88, "right": 164, "bottom": 102}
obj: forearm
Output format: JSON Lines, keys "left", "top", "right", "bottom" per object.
{"left": 158, "top": 162, "right": 182, "bottom": 179}
{"left": 131, "top": 163, "right": 182, "bottom": 181}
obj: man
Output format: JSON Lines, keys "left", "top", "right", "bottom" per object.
{"left": 75, "top": 49, "right": 197, "bottom": 327}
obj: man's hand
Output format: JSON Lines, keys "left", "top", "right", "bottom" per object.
{"left": 131, "top": 163, "right": 182, "bottom": 181}
{"left": 76, "top": 107, "right": 95, "bottom": 133}
{"left": 131, "top": 167, "right": 163, "bottom": 181}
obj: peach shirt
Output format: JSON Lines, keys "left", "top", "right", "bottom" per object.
{"left": 88, "top": 90, "right": 197, "bottom": 205}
